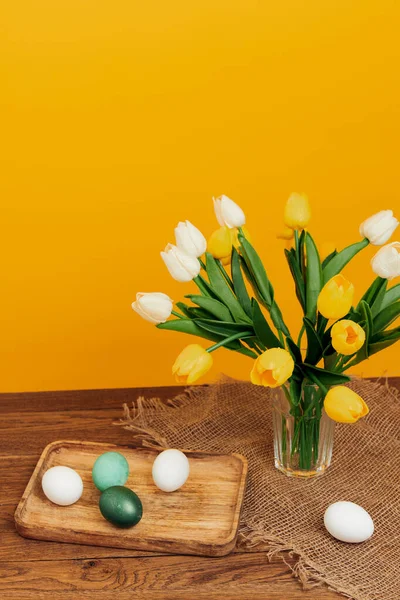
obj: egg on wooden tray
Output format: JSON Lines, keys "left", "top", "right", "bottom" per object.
{"left": 152, "top": 449, "right": 190, "bottom": 492}
{"left": 41, "top": 466, "right": 83, "bottom": 506}
{"left": 99, "top": 486, "right": 143, "bottom": 528}
{"left": 324, "top": 501, "right": 374, "bottom": 543}
{"left": 92, "top": 451, "right": 130, "bottom": 491}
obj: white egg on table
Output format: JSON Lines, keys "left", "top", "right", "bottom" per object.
{"left": 324, "top": 501, "right": 374, "bottom": 543}
{"left": 152, "top": 449, "right": 190, "bottom": 492}
{"left": 42, "top": 466, "right": 83, "bottom": 506}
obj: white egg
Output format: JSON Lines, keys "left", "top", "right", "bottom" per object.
{"left": 152, "top": 449, "right": 190, "bottom": 492}
{"left": 324, "top": 501, "right": 374, "bottom": 543}
{"left": 42, "top": 466, "right": 83, "bottom": 506}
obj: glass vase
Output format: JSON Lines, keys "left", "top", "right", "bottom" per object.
{"left": 272, "top": 384, "right": 335, "bottom": 478}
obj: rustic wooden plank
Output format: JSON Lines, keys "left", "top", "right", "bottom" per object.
{"left": 15, "top": 440, "right": 247, "bottom": 557}
{"left": 0, "top": 554, "right": 339, "bottom": 599}
{"left": 0, "top": 386, "right": 185, "bottom": 413}
{"left": 0, "top": 412, "right": 135, "bottom": 455}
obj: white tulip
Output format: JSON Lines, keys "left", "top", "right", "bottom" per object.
{"left": 213, "top": 195, "right": 246, "bottom": 229}
{"left": 359, "top": 210, "right": 398, "bottom": 245}
{"left": 161, "top": 244, "right": 201, "bottom": 282}
{"left": 371, "top": 242, "right": 400, "bottom": 280}
{"left": 132, "top": 292, "right": 173, "bottom": 324}
{"left": 174, "top": 220, "right": 207, "bottom": 257}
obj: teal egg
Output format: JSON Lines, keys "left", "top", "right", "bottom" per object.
{"left": 92, "top": 451, "right": 129, "bottom": 491}
{"left": 99, "top": 486, "right": 143, "bottom": 528}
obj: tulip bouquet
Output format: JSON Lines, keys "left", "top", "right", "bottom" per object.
{"left": 133, "top": 194, "right": 400, "bottom": 476}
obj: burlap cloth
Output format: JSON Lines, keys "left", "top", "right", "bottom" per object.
{"left": 119, "top": 377, "right": 400, "bottom": 600}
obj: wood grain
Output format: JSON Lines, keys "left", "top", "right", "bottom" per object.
{"left": 3, "top": 382, "right": 394, "bottom": 598}
{"left": 0, "top": 554, "right": 339, "bottom": 599}
{"left": 15, "top": 440, "right": 247, "bottom": 557}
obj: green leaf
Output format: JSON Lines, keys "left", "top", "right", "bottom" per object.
{"left": 175, "top": 302, "right": 192, "bottom": 318}
{"left": 251, "top": 299, "right": 282, "bottom": 349}
{"left": 284, "top": 249, "right": 305, "bottom": 309}
{"left": 286, "top": 337, "right": 303, "bottom": 364}
{"left": 305, "top": 232, "right": 322, "bottom": 323}
{"left": 355, "top": 300, "right": 373, "bottom": 361}
{"left": 205, "top": 253, "right": 251, "bottom": 324}
{"left": 298, "top": 229, "right": 306, "bottom": 275}
{"left": 303, "top": 317, "right": 324, "bottom": 365}
{"left": 270, "top": 302, "right": 291, "bottom": 338}
{"left": 322, "top": 238, "right": 369, "bottom": 283}
{"left": 373, "top": 301, "right": 400, "bottom": 333}
{"left": 193, "top": 275, "right": 221, "bottom": 300}
{"left": 371, "top": 325, "right": 400, "bottom": 343}
{"left": 370, "top": 280, "right": 388, "bottom": 318}
{"left": 369, "top": 326, "right": 400, "bottom": 355}
{"left": 369, "top": 335, "right": 400, "bottom": 356}
{"left": 157, "top": 318, "right": 236, "bottom": 346}
{"left": 157, "top": 318, "right": 254, "bottom": 358}
{"left": 239, "top": 237, "right": 273, "bottom": 306}
{"left": 321, "top": 249, "right": 337, "bottom": 270}
{"left": 357, "top": 277, "right": 387, "bottom": 318}
{"left": 380, "top": 283, "right": 400, "bottom": 311}
{"left": 186, "top": 295, "right": 233, "bottom": 322}
{"left": 231, "top": 248, "right": 252, "bottom": 318}
{"left": 303, "top": 364, "right": 351, "bottom": 386}
{"left": 240, "top": 238, "right": 290, "bottom": 337}
{"left": 195, "top": 319, "right": 253, "bottom": 338}
{"left": 188, "top": 307, "right": 214, "bottom": 319}
{"left": 289, "top": 367, "right": 304, "bottom": 406}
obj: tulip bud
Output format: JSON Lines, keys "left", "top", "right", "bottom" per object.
{"left": 213, "top": 195, "right": 246, "bottom": 229}
{"left": 132, "top": 292, "right": 173, "bottom": 324}
{"left": 317, "top": 275, "right": 355, "bottom": 320}
{"left": 172, "top": 344, "right": 213, "bottom": 384}
{"left": 161, "top": 244, "right": 201, "bottom": 282}
{"left": 174, "top": 220, "right": 207, "bottom": 258}
{"left": 283, "top": 193, "right": 311, "bottom": 229}
{"left": 250, "top": 348, "right": 294, "bottom": 388}
{"left": 359, "top": 209, "right": 398, "bottom": 246}
{"left": 207, "top": 226, "right": 232, "bottom": 265}
{"left": 371, "top": 242, "right": 400, "bottom": 280}
{"left": 331, "top": 319, "right": 365, "bottom": 355}
{"left": 324, "top": 386, "right": 369, "bottom": 423}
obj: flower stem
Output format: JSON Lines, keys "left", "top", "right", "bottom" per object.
{"left": 297, "top": 324, "right": 305, "bottom": 347}
{"left": 207, "top": 331, "right": 251, "bottom": 353}
{"left": 171, "top": 310, "right": 186, "bottom": 319}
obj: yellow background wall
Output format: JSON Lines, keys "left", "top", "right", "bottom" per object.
{"left": 1, "top": 1, "right": 400, "bottom": 392}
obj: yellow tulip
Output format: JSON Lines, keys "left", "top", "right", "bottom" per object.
{"left": 320, "top": 241, "right": 336, "bottom": 262}
{"left": 250, "top": 348, "right": 294, "bottom": 388}
{"left": 283, "top": 193, "right": 311, "bottom": 229}
{"left": 207, "top": 226, "right": 232, "bottom": 264}
{"left": 172, "top": 344, "right": 213, "bottom": 385}
{"left": 317, "top": 275, "right": 355, "bottom": 320}
{"left": 331, "top": 319, "right": 365, "bottom": 355}
{"left": 277, "top": 225, "right": 294, "bottom": 241}
{"left": 324, "top": 386, "right": 369, "bottom": 423}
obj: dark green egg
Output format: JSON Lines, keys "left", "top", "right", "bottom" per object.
{"left": 99, "top": 486, "right": 143, "bottom": 528}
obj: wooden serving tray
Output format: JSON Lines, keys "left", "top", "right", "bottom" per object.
{"left": 15, "top": 440, "right": 248, "bottom": 557}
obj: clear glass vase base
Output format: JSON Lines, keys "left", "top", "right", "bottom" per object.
{"left": 274, "top": 460, "right": 329, "bottom": 478}
{"left": 272, "top": 384, "right": 335, "bottom": 479}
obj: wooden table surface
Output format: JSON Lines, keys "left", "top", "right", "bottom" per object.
{"left": 1, "top": 383, "right": 381, "bottom": 600}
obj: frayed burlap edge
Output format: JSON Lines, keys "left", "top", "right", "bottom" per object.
{"left": 116, "top": 377, "right": 400, "bottom": 600}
